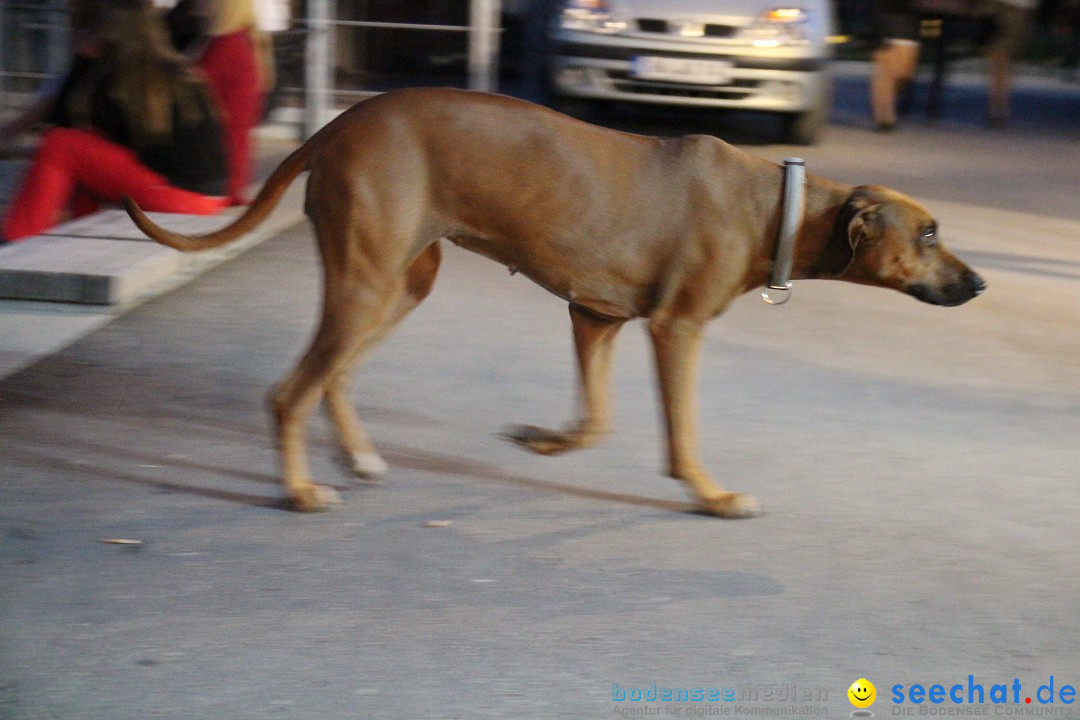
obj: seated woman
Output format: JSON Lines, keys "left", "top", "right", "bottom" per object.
{"left": 1, "top": 0, "right": 228, "bottom": 243}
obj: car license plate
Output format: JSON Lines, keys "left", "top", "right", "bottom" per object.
{"left": 631, "top": 56, "right": 733, "bottom": 85}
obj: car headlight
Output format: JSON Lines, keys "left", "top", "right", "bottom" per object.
{"left": 736, "top": 8, "right": 814, "bottom": 47}
{"left": 559, "top": 0, "right": 627, "bottom": 34}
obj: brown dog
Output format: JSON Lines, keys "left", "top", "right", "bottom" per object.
{"left": 125, "top": 87, "right": 984, "bottom": 518}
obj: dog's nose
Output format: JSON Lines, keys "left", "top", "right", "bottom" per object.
{"left": 967, "top": 271, "right": 987, "bottom": 297}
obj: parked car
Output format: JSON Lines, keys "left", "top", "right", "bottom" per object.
{"left": 546, "top": 0, "right": 836, "bottom": 144}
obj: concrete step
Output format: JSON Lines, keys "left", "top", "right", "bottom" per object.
{"left": 37, "top": 207, "right": 248, "bottom": 241}
{"left": 0, "top": 180, "right": 306, "bottom": 305}
{"left": 0, "top": 235, "right": 180, "bottom": 304}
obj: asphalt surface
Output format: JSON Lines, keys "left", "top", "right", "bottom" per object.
{"left": 1, "top": 65, "right": 1079, "bottom": 719}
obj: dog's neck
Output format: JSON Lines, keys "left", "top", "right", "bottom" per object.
{"left": 789, "top": 178, "right": 855, "bottom": 281}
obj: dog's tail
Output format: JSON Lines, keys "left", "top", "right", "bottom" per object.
{"left": 123, "top": 136, "right": 318, "bottom": 253}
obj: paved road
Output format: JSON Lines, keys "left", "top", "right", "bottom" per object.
{"left": 1, "top": 67, "right": 1078, "bottom": 719}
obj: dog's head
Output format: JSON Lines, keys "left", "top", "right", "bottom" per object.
{"left": 816, "top": 186, "right": 985, "bottom": 307}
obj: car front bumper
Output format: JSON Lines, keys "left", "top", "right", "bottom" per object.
{"left": 549, "top": 31, "right": 831, "bottom": 113}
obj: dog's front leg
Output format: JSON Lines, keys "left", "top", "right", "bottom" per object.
{"left": 648, "top": 318, "right": 761, "bottom": 519}
{"left": 505, "top": 304, "right": 625, "bottom": 455}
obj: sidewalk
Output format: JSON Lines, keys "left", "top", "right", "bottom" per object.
{"left": 0, "top": 136, "right": 305, "bottom": 381}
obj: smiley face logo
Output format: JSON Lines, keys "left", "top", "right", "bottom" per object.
{"left": 848, "top": 678, "right": 877, "bottom": 709}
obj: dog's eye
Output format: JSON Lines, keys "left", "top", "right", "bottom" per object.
{"left": 920, "top": 227, "right": 938, "bottom": 247}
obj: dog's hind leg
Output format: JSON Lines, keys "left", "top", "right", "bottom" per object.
{"left": 271, "top": 219, "right": 433, "bottom": 511}
{"left": 648, "top": 318, "right": 761, "bottom": 519}
{"left": 271, "top": 272, "right": 406, "bottom": 511}
{"left": 324, "top": 242, "right": 442, "bottom": 479}
{"left": 505, "top": 304, "right": 625, "bottom": 455}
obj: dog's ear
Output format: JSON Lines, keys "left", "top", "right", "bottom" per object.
{"left": 816, "top": 187, "right": 885, "bottom": 277}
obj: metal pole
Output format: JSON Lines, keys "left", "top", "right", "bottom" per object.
{"left": 304, "top": 0, "right": 334, "bottom": 139}
{"left": 468, "top": 0, "right": 501, "bottom": 92}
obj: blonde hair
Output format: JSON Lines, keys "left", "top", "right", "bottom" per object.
{"left": 206, "top": 0, "right": 257, "bottom": 36}
{"left": 205, "top": 0, "right": 275, "bottom": 92}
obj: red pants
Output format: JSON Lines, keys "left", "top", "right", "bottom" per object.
{"left": 2, "top": 127, "right": 226, "bottom": 242}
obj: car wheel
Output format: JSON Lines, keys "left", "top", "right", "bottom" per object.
{"left": 781, "top": 78, "right": 833, "bottom": 145}
{"left": 781, "top": 106, "right": 826, "bottom": 145}
{"left": 549, "top": 94, "right": 596, "bottom": 121}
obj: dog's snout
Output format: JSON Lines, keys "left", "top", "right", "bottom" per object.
{"left": 907, "top": 269, "right": 986, "bottom": 307}
{"left": 967, "top": 271, "right": 987, "bottom": 297}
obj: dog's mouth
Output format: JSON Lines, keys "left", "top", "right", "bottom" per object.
{"left": 908, "top": 272, "right": 987, "bottom": 307}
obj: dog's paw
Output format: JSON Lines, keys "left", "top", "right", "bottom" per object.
{"left": 286, "top": 483, "right": 345, "bottom": 512}
{"left": 351, "top": 451, "right": 389, "bottom": 481}
{"left": 502, "top": 424, "right": 579, "bottom": 456}
{"left": 699, "top": 492, "right": 762, "bottom": 519}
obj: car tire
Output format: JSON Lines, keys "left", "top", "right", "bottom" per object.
{"left": 780, "top": 78, "right": 833, "bottom": 145}
{"left": 781, "top": 106, "right": 826, "bottom": 145}
{"left": 549, "top": 94, "right": 596, "bottom": 121}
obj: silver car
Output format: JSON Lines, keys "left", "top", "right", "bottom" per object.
{"left": 547, "top": 0, "right": 836, "bottom": 144}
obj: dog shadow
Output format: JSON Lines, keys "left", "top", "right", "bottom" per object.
{"left": 3, "top": 421, "right": 699, "bottom": 515}
{"left": 378, "top": 441, "right": 699, "bottom": 515}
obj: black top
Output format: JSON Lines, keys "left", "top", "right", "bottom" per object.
{"left": 871, "top": 0, "right": 921, "bottom": 43}
{"left": 49, "top": 55, "right": 228, "bottom": 196}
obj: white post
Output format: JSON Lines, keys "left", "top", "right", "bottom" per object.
{"left": 304, "top": 0, "right": 334, "bottom": 139}
{"left": 468, "top": 0, "right": 502, "bottom": 92}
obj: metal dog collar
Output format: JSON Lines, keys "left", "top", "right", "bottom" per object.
{"left": 761, "top": 158, "right": 806, "bottom": 306}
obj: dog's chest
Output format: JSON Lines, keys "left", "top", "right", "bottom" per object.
{"left": 448, "top": 233, "right": 652, "bottom": 319}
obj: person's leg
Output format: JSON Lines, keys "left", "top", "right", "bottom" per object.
{"left": 2, "top": 127, "right": 225, "bottom": 241}
{"left": 2, "top": 128, "right": 83, "bottom": 240}
{"left": 53, "top": 130, "right": 225, "bottom": 214}
{"left": 986, "top": 4, "right": 1032, "bottom": 125}
{"left": 987, "top": 45, "right": 1012, "bottom": 123}
{"left": 872, "top": 40, "right": 920, "bottom": 129}
{"left": 70, "top": 188, "right": 102, "bottom": 219}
